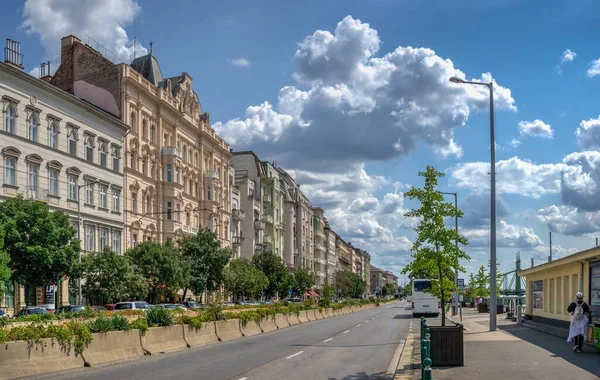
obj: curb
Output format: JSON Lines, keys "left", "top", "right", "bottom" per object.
{"left": 393, "top": 334, "right": 420, "bottom": 380}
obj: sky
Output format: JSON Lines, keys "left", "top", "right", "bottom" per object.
{"left": 4, "top": 0, "right": 600, "bottom": 284}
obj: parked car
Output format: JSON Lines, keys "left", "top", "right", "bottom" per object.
{"left": 14, "top": 306, "right": 48, "bottom": 317}
{"left": 90, "top": 305, "right": 108, "bottom": 312}
{"left": 182, "top": 301, "right": 203, "bottom": 309}
{"left": 55, "top": 305, "right": 86, "bottom": 314}
{"left": 113, "top": 301, "right": 151, "bottom": 311}
{"left": 0, "top": 309, "right": 9, "bottom": 318}
{"left": 155, "top": 303, "right": 187, "bottom": 311}
{"left": 104, "top": 304, "right": 116, "bottom": 311}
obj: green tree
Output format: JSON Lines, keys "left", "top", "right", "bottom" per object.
{"left": 470, "top": 265, "right": 489, "bottom": 299}
{"left": 401, "top": 166, "right": 470, "bottom": 326}
{"left": 382, "top": 283, "right": 396, "bottom": 297}
{"left": 335, "top": 270, "right": 366, "bottom": 298}
{"left": 252, "top": 251, "right": 291, "bottom": 299}
{"left": 126, "top": 241, "right": 186, "bottom": 304}
{"left": 82, "top": 248, "right": 148, "bottom": 304}
{"left": 0, "top": 224, "right": 10, "bottom": 300}
{"left": 179, "top": 228, "right": 231, "bottom": 300}
{"left": 0, "top": 196, "right": 80, "bottom": 287}
{"left": 293, "top": 268, "right": 315, "bottom": 297}
{"left": 223, "top": 258, "right": 268, "bottom": 300}
{"left": 320, "top": 283, "right": 336, "bottom": 300}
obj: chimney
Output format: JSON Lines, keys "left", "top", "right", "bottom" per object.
{"left": 4, "top": 39, "right": 24, "bottom": 70}
{"left": 39, "top": 61, "right": 52, "bottom": 82}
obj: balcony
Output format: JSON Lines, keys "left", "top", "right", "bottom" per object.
{"left": 315, "top": 271, "right": 325, "bottom": 278}
{"left": 275, "top": 222, "right": 286, "bottom": 230}
{"left": 161, "top": 146, "right": 181, "bottom": 158}
{"left": 253, "top": 198, "right": 261, "bottom": 209}
{"left": 315, "top": 257, "right": 326, "bottom": 265}
{"left": 262, "top": 214, "right": 274, "bottom": 224}
{"left": 24, "top": 187, "right": 48, "bottom": 201}
{"left": 314, "top": 243, "right": 326, "bottom": 252}
{"left": 232, "top": 208, "right": 246, "bottom": 221}
{"left": 162, "top": 181, "right": 183, "bottom": 198}
{"left": 316, "top": 230, "right": 325, "bottom": 239}
{"left": 263, "top": 234, "right": 272, "bottom": 244}
{"left": 232, "top": 235, "right": 244, "bottom": 245}
{"left": 182, "top": 225, "right": 199, "bottom": 235}
{"left": 204, "top": 170, "right": 220, "bottom": 181}
{"left": 263, "top": 193, "right": 272, "bottom": 203}
{"left": 254, "top": 243, "right": 265, "bottom": 252}
{"left": 254, "top": 220, "right": 265, "bottom": 230}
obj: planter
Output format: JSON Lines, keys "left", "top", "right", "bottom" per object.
{"left": 82, "top": 330, "right": 145, "bottom": 366}
{"left": 429, "top": 324, "right": 464, "bottom": 367}
{"left": 141, "top": 325, "right": 188, "bottom": 355}
{"left": 184, "top": 322, "right": 219, "bottom": 347}
{"left": 478, "top": 303, "right": 489, "bottom": 313}
{"left": 259, "top": 316, "right": 278, "bottom": 332}
{"left": 215, "top": 319, "right": 243, "bottom": 342}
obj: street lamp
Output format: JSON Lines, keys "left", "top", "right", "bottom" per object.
{"left": 449, "top": 76, "right": 497, "bottom": 331}
{"left": 440, "top": 191, "right": 459, "bottom": 319}
{"left": 77, "top": 180, "right": 99, "bottom": 306}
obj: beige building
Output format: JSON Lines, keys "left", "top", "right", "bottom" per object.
{"left": 0, "top": 44, "right": 129, "bottom": 313}
{"left": 337, "top": 236, "right": 352, "bottom": 272}
{"left": 324, "top": 220, "right": 338, "bottom": 284}
{"left": 370, "top": 266, "right": 385, "bottom": 295}
{"left": 354, "top": 247, "right": 371, "bottom": 295}
{"left": 311, "top": 207, "right": 327, "bottom": 286}
{"left": 51, "top": 36, "right": 232, "bottom": 249}
{"left": 229, "top": 166, "right": 243, "bottom": 259}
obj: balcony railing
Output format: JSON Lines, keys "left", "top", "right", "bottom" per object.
{"left": 232, "top": 235, "right": 244, "bottom": 245}
{"left": 263, "top": 193, "right": 272, "bottom": 203}
{"left": 161, "top": 146, "right": 181, "bottom": 157}
{"left": 276, "top": 222, "right": 286, "bottom": 230}
{"left": 263, "top": 234, "right": 272, "bottom": 244}
{"left": 182, "top": 225, "right": 199, "bottom": 235}
{"left": 314, "top": 243, "right": 326, "bottom": 252}
{"left": 23, "top": 186, "right": 48, "bottom": 201}
{"left": 315, "top": 257, "right": 326, "bottom": 265}
{"left": 204, "top": 170, "right": 220, "bottom": 181}
{"left": 316, "top": 271, "right": 325, "bottom": 278}
{"left": 262, "top": 214, "right": 274, "bottom": 224}
{"left": 232, "top": 208, "right": 246, "bottom": 221}
{"left": 316, "top": 230, "right": 325, "bottom": 239}
{"left": 254, "top": 220, "right": 265, "bottom": 230}
{"left": 254, "top": 243, "right": 265, "bottom": 252}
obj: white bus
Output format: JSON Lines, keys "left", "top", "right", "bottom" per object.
{"left": 412, "top": 279, "right": 439, "bottom": 317}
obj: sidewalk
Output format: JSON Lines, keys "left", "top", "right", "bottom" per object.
{"left": 397, "top": 309, "right": 600, "bottom": 380}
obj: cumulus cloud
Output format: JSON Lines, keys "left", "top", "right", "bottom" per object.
{"left": 538, "top": 204, "right": 600, "bottom": 236}
{"left": 588, "top": 58, "right": 600, "bottom": 78}
{"left": 228, "top": 58, "right": 251, "bottom": 67}
{"left": 460, "top": 192, "right": 509, "bottom": 228}
{"left": 216, "top": 15, "right": 516, "bottom": 173}
{"left": 464, "top": 220, "right": 544, "bottom": 249}
{"left": 518, "top": 119, "right": 554, "bottom": 139}
{"left": 556, "top": 49, "right": 576, "bottom": 73}
{"left": 576, "top": 115, "right": 600, "bottom": 149}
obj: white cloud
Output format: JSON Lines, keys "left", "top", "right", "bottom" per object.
{"left": 576, "top": 115, "right": 600, "bottom": 149}
{"left": 228, "top": 58, "right": 251, "bottom": 67}
{"left": 509, "top": 138, "right": 522, "bottom": 148}
{"left": 538, "top": 204, "right": 600, "bottom": 236}
{"left": 22, "top": 0, "right": 146, "bottom": 64}
{"left": 560, "top": 49, "right": 577, "bottom": 63}
{"left": 216, "top": 15, "right": 516, "bottom": 173}
{"left": 518, "top": 119, "right": 554, "bottom": 139}
{"left": 463, "top": 220, "right": 544, "bottom": 249}
{"left": 588, "top": 58, "right": 600, "bottom": 78}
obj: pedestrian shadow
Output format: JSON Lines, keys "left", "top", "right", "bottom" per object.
{"left": 499, "top": 323, "right": 600, "bottom": 377}
{"left": 327, "top": 371, "right": 393, "bottom": 379}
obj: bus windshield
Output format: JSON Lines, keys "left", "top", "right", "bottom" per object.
{"left": 414, "top": 280, "right": 432, "bottom": 292}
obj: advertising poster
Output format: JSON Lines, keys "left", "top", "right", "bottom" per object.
{"left": 590, "top": 266, "right": 600, "bottom": 306}
{"left": 533, "top": 280, "right": 543, "bottom": 309}
{"left": 44, "top": 284, "right": 56, "bottom": 311}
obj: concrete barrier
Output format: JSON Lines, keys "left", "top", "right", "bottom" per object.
{"left": 82, "top": 330, "right": 145, "bottom": 366}
{"left": 259, "top": 316, "right": 278, "bottom": 332}
{"left": 324, "top": 308, "right": 334, "bottom": 318}
{"left": 0, "top": 338, "right": 84, "bottom": 379}
{"left": 215, "top": 319, "right": 243, "bottom": 341}
{"left": 183, "top": 322, "right": 219, "bottom": 347}
{"left": 141, "top": 325, "right": 188, "bottom": 355}
{"left": 287, "top": 313, "right": 301, "bottom": 326}
{"left": 298, "top": 310, "right": 310, "bottom": 323}
{"left": 240, "top": 320, "right": 262, "bottom": 336}
{"left": 274, "top": 314, "right": 290, "bottom": 329}
{"left": 313, "top": 309, "right": 323, "bottom": 320}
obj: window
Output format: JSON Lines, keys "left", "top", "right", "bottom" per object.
{"left": 112, "top": 231, "right": 121, "bottom": 253}
{"left": 150, "top": 125, "right": 155, "bottom": 143}
{"left": 99, "top": 143, "right": 107, "bottom": 168}
{"left": 68, "top": 130, "right": 77, "bottom": 156}
{"left": 166, "top": 164, "right": 172, "bottom": 182}
{"left": 85, "top": 225, "right": 95, "bottom": 251}
{"left": 163, "top": 133, "right": 168, "bottom": 147}
{"left": 29, "top": 114, "right": 38, "bottom": 142}
{"left": 49, "top": 168, "right": 59, "bottom": 196}
{"left": 112, "top": 188, "right": 120, "bottom": 212}
{"left": 5, "top": 156, "right": 16, "bottom": 186}
{"left": 176, "top": 168, "right": 180, "bottom": 183}
{"left": 49, "top": 122, "right": 58, "bottom": 148}
{"left": 131, "top": 193, "right": 137, "bottom": 213}
{"left": 112, "top": 148, "right": 120, "bottom": 173}
{"left": 141, "top": 158, "right": 146, "bottom": 175}
{"left": 85, "top": 180, "right": 94, "bottom": 205}
{"left": 414, "top": 280, "right": 432, "bottom": 292}
{"left": 99, "top": 185, "right": 107, "bottom": 208}
{"left": 85, "top": 137, "right": 93, "bottom": 162}
{"left": 130, "top": 112, "right": 136, "bottom": 133}
{"left": 207, "top": 186, "right": 212, "bottom": 200}
{"left": 183, "top": 146, "right": 188, "bottom": 163}
{"left": 68, "top": 174, "right": 78, "bottom": 201}
{"left": 99, "top": 228, "right": 108, "bottom": 250}
{"left": 28, "top": 163, "right": 39, "bottom": 198}
{"left": 5, "top": 105, "right": 15, "bottom": 134}
{"left": 167, "top": 201, "right": 172, "bottom": 220}
{"left": 189, "top": 180, "right": 193, "bottom": 194}
{"left": 130, "top": 152, "right": 136, "bottom": 170}
{"left": 132, "top": 233, "right": 138, "bottom": 247}
{"left": 145, "top": 194, "right": 151, "bottom": 213}
{"left": 142, "top": 119, "right": 147, "bottom": 139}
{"left": 186, "top": 212, "right": 191, "bottom": 226}
{"left": 176, "top": 203, "right": 181, "bottom": 221}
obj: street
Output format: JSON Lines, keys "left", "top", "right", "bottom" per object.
{"left": 37, "top": 302, "right": 411, "bottom": 380}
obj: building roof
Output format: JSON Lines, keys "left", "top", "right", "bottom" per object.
{"left": 130, "top": 53, "right": 164, "bottom": 87}
{"left": 519, "top": 246, "right": 600, "bottom": 276}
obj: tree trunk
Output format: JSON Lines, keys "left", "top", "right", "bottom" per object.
{"left": 182, "top": 287, "right": 188, "bottom": 301}
{"left": 438, "top": 256, "right": 445, "bottom": 327}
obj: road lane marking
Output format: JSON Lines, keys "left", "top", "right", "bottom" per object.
{"left": 323, "top": 338, "right": 333, "bottom": 343}
{"left": 343, "top": 330, "right": 350, "bottom": 334}
{"left": 238, "top": 378, "right": 248, "bottom": 380}
{"left": 286, "top": 351, "right": 304, "bottom": 359}
{"left": 356, "top": 324, "right": 361, "bottom": 327}
{"left": 365, "top": 320, "right": 370, "bottom": 323}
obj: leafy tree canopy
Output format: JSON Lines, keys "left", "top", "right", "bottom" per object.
{"left": 293, "top": 267, "right": 315, "bottom": 296}
{"left": 223, "top": 258, "right": 268, "bottom": 300}
{"left": 252, "top": 251, "right": 290, "bottom": 298}
{"left": 336, "top": 270, "right": 366, "bottom": 299}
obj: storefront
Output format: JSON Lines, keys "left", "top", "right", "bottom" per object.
{"left": 520, "top": 246, "right": 600, "bottom": 328}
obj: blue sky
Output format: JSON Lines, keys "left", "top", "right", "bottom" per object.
{"left": 5, "top": 0, "right": 600, "bottom": 283}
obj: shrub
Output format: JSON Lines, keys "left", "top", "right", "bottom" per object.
{"left": 146, "top": 307, "right": 174, "bottom": 327}
{"left": 110, "top": 314, "right": 131, "bottom": 331}
{"left": 317, "top": 298, "right": 330, "bottom": 308}
{"left": 0, "top": 322, "right": 92, "bottom": 356}
{"left": 86, "top": 316, "right": 114, "bottom": 333}
{"left": 200, "top": 304, "right": 226, "bottom": 322}
{"left": 129, "top": 318, "right": 148, "bottom": 334}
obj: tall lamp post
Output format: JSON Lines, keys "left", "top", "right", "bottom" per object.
{"left": 77, "top": 180, "right": 99, "bottom": 306}
{"left": 449, "top": 76, "right": 497, "bottom": 331}
{"left": 440, "top": 191, "right": 459, "bottom": 318}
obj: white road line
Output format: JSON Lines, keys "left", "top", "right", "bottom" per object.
{"left": 343, "top": 329, "right": 350, "bottom": 334}
{"left": 323, "top": 338, "right": 333, "bottom": 343}
{"left": 356, "top": 324, "right": 361, "bottom": 327}
{"left": 286, "top": 351, "right": 304, "bottom": 359}
{"left": 238, "top": 378, "right": 248, "bottom": 380}
{"left": 365, "top": 320, "right": 370, "bottom": 323}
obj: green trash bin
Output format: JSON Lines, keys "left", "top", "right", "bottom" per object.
{"left": 593, "top": 326, "right": 600, "bottom": 350}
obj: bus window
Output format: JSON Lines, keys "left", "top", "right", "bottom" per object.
{"left": 414, "top": 280, "right": 432, "bottom": 292}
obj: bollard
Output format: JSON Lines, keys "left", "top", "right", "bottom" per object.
{"left": 420, "top": 317, "right": 425, "bottom": 341}
{"left": 421, "top": 338, "right": 428, "bottom": 379}
{"left": 423, "top": 357, "right": 433, "bottom": 380}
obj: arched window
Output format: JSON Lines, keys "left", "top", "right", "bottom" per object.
{"left": 99, "top": 143, "right": 108, "bottom": 168}
{"left": 130, "top": 112, "right": 136, "bottom": 133}
{"left": 5, "top": 105, "right": 15, "bottom": 134}
{"left": 49, "top": 122, "right": 58, "bottom": 148}
{"left": 145, "top": 194, "right": 151, "bottom": 213}
{"left": 150, "top": 125, "right": 155, "bottom": 143}
{"left": 68, "top": 130, "right": 77, "bottom": 155}
{"left": 85, "top": 136, "right": 94, "bottom": 162}
{"left": 112, "top": 148, "right": 120, "bottom": 173}
{"left": 142, "top": 119, "right": 147, "bottom": 139}
{"left": 29, "top": 114, "right": 38, "bottom": 142}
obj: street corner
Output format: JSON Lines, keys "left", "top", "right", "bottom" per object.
{"left": 394, "top": 334, "right": 420, "bottom": 380}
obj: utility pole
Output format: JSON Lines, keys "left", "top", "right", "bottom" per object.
{"left": 549, "top": 232, "right": 552, "bottom": 262}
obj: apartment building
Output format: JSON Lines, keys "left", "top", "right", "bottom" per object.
{"left": 311, "top": 207, "right": 327, "bottom": 286}
{"left": 261, "top": 162, "right": 284, "bottom": 258}
{"left": 51, "top": 35, "right": 232, "bottom": 249}
{"left": 0, "top": 42, "right": 129, "bottom": 312}
{"left": 383, "top": 271, "right": 399, "bottom": 290}
{"left": 336, "top": 236, "right": 352, "bottom": 272}
{"left": 370, "top": 266, "right": 385, "bottom": 295}
{"left": 354, "top": 247, "right": 371, "bottom": 295}
{"left": 324, "top": 218, "right": 338, "bottom": 284}
{"left": 229, "top": 166, "right": 243, "bottom": 259}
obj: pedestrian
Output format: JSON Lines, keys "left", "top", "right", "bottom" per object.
{"left": 567, "top": 292, "right": 590, "bottom": 353}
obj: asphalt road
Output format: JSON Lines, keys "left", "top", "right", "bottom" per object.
{"left": 38, "top": 301, "right": 412, "bottom": 380}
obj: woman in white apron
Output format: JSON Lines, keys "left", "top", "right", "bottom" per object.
{"left": 567, "top": 292, "right": 590, "bottom": 353}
